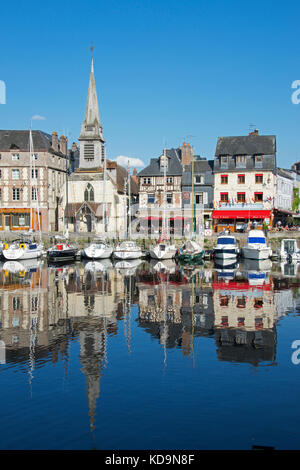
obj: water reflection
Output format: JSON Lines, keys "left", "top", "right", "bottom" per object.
{"left": 0, "top": 258, "right": 299, "bottom": 445}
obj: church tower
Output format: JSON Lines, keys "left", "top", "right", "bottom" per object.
{"left": 79, "top": 50, "right": 105, "bottom": 169}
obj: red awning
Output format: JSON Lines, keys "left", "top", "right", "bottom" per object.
{"left": 212, "top": 210, "right": 271, "bottom": 219}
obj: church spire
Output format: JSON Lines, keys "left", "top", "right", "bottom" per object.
{"left": 79, "top": 48, "right": 105, "bottom": 169}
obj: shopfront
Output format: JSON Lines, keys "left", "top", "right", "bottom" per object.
{"left": 0, "top": 209, "right": 41, "bottom": 231}
{"left": 212, "top": 209, "right": 272, "bottom": 232}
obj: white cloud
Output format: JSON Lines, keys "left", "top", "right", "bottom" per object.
{"left": 114, "top": 155, "right": 145, "bottom": 168}
{"left": 31, "top": 115, "right": 46, "bottom": 121}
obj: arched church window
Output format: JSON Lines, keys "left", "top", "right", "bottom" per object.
{"left": 84, "top": 183, "right": 94, "bottom": 202}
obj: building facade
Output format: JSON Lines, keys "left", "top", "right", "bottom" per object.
{"left": 212, "top": 131, "right": 277, "bottom": 232}
{"left": 0, "top": 130, "right": 67, "bottom": 232}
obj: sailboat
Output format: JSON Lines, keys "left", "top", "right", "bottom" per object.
{"left": 47, "top": 139, "right": 77, "bottom": 263}
{"left": 82, "top": 236, "right": 113, "bottom": 259}
{"left": 149, "top": 149, "right": 177, "bottom": 260}
{"left": 113, "top": 163, "right": 143, "bottom": 260}
{"left": 3, "top": 128, "right": 43, "bottom": 261}
{"left": 177, "top": 151, "right": 204, "bottom": 263}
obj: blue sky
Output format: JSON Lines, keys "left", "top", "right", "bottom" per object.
{"left": 1, "top": 0, "right": 300, "bottom": 168}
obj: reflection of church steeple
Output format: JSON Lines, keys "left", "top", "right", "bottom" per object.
{"left": 79, "top": 326, "right": 106, "bottom": 432}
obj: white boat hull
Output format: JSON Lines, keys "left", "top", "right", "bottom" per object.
{"left": 242, "top": 246, "right": 271, "bottom": 260}
{"left": 114, "top": 250, "right": 142, "bottom": 260}
{"left": 214, "top": 250, "right": 238, "bottom": 260}
{"left": 83, "top": 246, "right": 113, "bottom": 259}
{"left": 149, "top": 246, "right": 177, "bottom": 260}
{"left": 3, "top": 246, "right": 43, "bottom": 261}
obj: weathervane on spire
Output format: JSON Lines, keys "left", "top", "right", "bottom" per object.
{"left": 90, "top": 44, "right": 94, "bottom": 58}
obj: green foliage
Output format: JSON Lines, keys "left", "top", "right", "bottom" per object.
{"left": 292, "top": 187, "right": 300, "bottom": 212}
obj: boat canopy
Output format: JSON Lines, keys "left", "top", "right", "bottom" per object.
{"left": 217, "top": 237, "right": 235, "bottom": 245}
{"left": 248, "top": 237, "right": 266, "bottom": 244}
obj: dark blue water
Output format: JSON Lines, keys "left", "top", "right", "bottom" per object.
{"left": 0, "top": 259, "right": 299, "bottom": 449}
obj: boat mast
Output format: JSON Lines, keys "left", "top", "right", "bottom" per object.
{"left": 163, "top": 148, "right": 167, "bottom": 240}
{"left": 102, "top": 145, "right": 107, "bottom": 234}
{"left": 128, "top": 160, "right": 131, "bottom": 240}
{"left": 29, "top": 127, "right": 33, "bottom": 232}
{"left": 65, "top": 137, "right": 69, "bottom": 237}
{"left": 192, "top": 150, "right": 196, "bottom": 238}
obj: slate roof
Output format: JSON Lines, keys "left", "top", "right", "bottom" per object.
{"left": 0, "top": 130, "right": 66, "bottom": 156}
{"left": 138, "top": 148, "right": 183, "bottom": 177}
{"left": 215, "top": 135, "right": 276, "bottom": 156}
{"left": 182, "top": 159, "right": 214, "bottom": 186}
{"left": 277, "top": 167, "right": 294, "bottom": 180}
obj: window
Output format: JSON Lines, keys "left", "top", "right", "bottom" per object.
{"left": 147, "top": 193, "right": 155, "bottom": 204}
{"left": 255, "top": 317, "right": 263, "bottom": 329}
{"left": 160, "top": 156, "right": 168, "bottom": 168}
{"left": 254, "top": 298, "right": 263, "bottom": 309}
{"left": 0, "top": 188, "right": 1, "bottom": 200}
{"left": 12, "top": 188, "right": 20, "bottom": 200}
{"left": 220, "top": 155, "right": 228, "bottom": 168}
{"left": 13, "top": 297, "right": 21, "bottom": 310}
{"left": 31, "top": 187, "right": 38, "bottom": 200}
{"left": 220, "top": 295, "right": 230, "bottom": 307}
{"left": 236, "top": 155, "right": 246, "bottom": 168}
{"left": 101, "top": 145, "right": 105, "bottom": 163}
{"left": 84, "top": 143, "right": 94, "bottom": 160}
{"left": 84, "top": 183, "right": 94, "bottom": 201}
{"left": 195, "top": 175, "right": 204, "bottom": 184}
{"left": 221, "top": 175, "right": 228, "bottom": 184}
{"left": 166, "top": 177, "right": 173, "bottom": 184}
{"left": 12, "top": 213, "right": 30, "bottom": 226}
{"left": 237, "top": 297, "right": 246, "bottom": 308}
{"left": 254, "top": 192, "right": 263, "bottom": 202}
{"left": 31, "top": 169, "right": 38, "bottom": 179}
{"left": 166, "top": 193, "right": 172, "bottom": 204}
{"left": 34, "top": 153, "right": 38, "bottom": 160}
{"left": 0, "top": 169, "right": 1, "bottom": 178}
{"left": 237, "top": 192, "right": 246, "bottom": 202}
{"left": 195, "top": 193, "right": 203, "bottom": 204}
{"left": 254, "top": 155, "right": 263, "bottom": 168}
{"left": 12, "top": 169, "right": 20, "bottom": 180}
{"left": 237, "top": 317, "right": 245, "bottom": 327}
{"left": 220, "top": 192, "right": 228, "bottom": 202}
{"left": 12, "top": 153, "right": 20, "bottom": 161}
{"left": 255, "top": 174, "right": 263, "bottom": 184}
{"left": 221, "top": 316, "right": 229, "bottom": 327}
{"left": 237, "top": 174, "right": 245, "bottom": 184}
{"left": 143, "top": 177, "right": 151, "bottom": 185}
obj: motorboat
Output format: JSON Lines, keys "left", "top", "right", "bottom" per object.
{"left": 213, "top": 232, "right": 239, "bottom": 260}
{"left": 2, "top": 236, "right": 43, "bottom": 260}
{"left": 278, "top": 239, "right": 300, "bottom": 262}
{"left": 47, "top": 236, "right": 77, "bottom": 263}
{"left": 82, "top": 237, "right": 113, "bottom": 259}
{"left": 177, "top": 240, "right": 204, "bottom": 263}
{"left": 113, "top": 240, "right": 142, "bottom": 260}
{"left": 241, "top": 230, "right": 272, "bottom": 260}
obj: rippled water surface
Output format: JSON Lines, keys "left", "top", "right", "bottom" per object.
{"left": 0, "top": 257, "right": 299, "bottom": 449}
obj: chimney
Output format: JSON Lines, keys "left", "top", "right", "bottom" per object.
{"left": 52, "top": 131, "right": 58, "bottom": 151}
{"left": 181, "top": 141, "right": 193, "bottom": 166}
{"left": 249, "top": 129, "right": 259, "bottom": 136}
{"left": 60, "top": 135, "right": 67, "bottom": 155}
{"left": 132, "top": 167, "right": 138, "bottom": 185}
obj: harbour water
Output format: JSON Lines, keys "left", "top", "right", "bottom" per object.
{"left": 0, "top": 257, "right": 299, "bottom": 450}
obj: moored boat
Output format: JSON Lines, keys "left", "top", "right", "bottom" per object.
{"left": 82, "top": 237, "right": 113, "bottom": 259}
{"left": 177, "top": 240, "right": 204, "bottom": 263}
{"left": 149, "top": 242, "right": 177, "bottom": 260}
{"left": 47, "top": 236, "right": 77, "bottom": 263}
{"left": 213, "top": 232, "right": 239, "bottom": 260}
{"left": 113, "top": 241, "right": 142, "bottom": 260}
{"left": 278, "top": 238, "right": 300, "bottom": 261}
{"left": 3, "top": 237, "right": 43, "bottom": 261}
{"left": 241, "top": 230, "right": 272, "bottom": 260}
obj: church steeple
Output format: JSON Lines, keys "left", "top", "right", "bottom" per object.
{"left": 79, "top": 49, "right": 105, "bottom": 169}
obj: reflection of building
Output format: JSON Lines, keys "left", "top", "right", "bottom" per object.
{"left": 212, "top": 269, "right": 277, "bottom": 365}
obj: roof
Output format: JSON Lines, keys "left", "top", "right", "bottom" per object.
{"left": 215, "top": 135, "right": 276, "bottom": 156}
{"left": 183, "top": 159, "right": 214, "bottom": 173}
{"left": 277, "top": 167, "right": 294, "bottom": 180}
{"left": 138, "top": 148, "right": 183, "bottom": 177}
{"left": 0, "top": 130, "right": 66, "bottom": 156}
{"left": 66, "top": 202, "right": 111, "bottom": 218}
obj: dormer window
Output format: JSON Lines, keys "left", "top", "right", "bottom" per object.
{"left": 160, "top": 155, "right": 168, "bottom": 169}
{"left": 195, "top": 175, "right": 204, "bottom": 184}
{"left": 236, "top": 155, "right": 246, "bottom": 168}
{"left": 254, "top": 155, "right": 263, "bottom": 168}
{"left": 12, "top": 153, "right": 20, "bottom": 161}
{"left": 220, "top": 155, "right": 228, "bottom": 169}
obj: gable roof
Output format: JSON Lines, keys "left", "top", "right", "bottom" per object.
{"left": 215, "top": 135, "right": 276, "bottom": 156}
{"left": 0, "top": 130, "right": 66, "bottom": 156}
{"left": 138, "top": 148, "right": 183, "bottom": 177}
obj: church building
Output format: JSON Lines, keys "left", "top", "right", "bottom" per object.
{"left": 59, "top": 53, "right": 137, "bottom": 236}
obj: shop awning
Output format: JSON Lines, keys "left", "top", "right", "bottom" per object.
{"left": 212, "top": 210, "right": 271, "bottom": 220}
